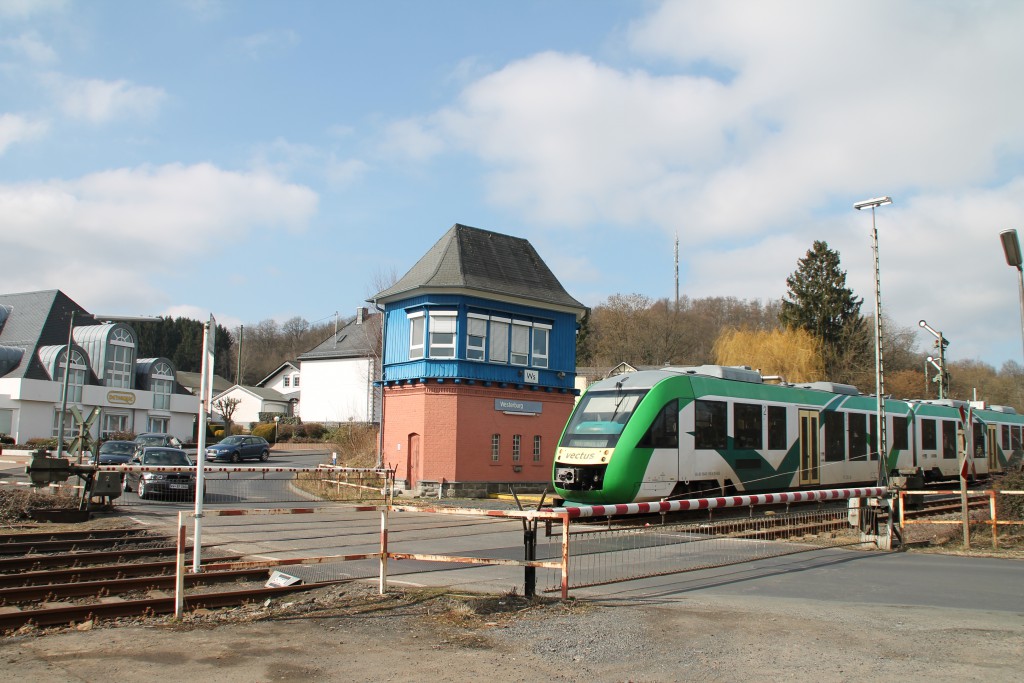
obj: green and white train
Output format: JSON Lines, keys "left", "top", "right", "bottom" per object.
{"left": 552, "top": 365, "right": 1024, "bottom": 505}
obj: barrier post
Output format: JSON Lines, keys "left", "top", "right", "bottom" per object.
{"left": 560, "top": 515, "right": 570, "bottom": 600}
{"left": 174, "top": 510, "right": 187, "bottom": 619}
{"left": 379, "top": 507, "right": 389, "bottom": 594}
{"left": 524, "top": 517, "right": 536, "bottom": 598}
{"left": 989, "top": 490, "right": 999, "bottom": 549}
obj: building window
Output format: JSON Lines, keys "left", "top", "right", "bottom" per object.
{"left": 533, "top": 435, "right": 542, "bottom": 462}
{"left": 428, "top": 312, "right": 457, "bottom": 358}
{"left": 58, "top": 349, "right": 87, "bottom": 404}
{"left": 510, "top": 323, "right": 530, "bottom": 366}
{"left": 148, "top": 417, "right": 169, "bottom": 433}
{"left": 467, "top": 315, "right": 487, "bottom": 361}
{"left": 106, "top": 327, "right": 135, "bottom": 389}
{"left": 489, "top": 319, "right": 509, "bottom": 363}
{"left": 52, "top": 410, "right": 74, "bottom": 440}
{"left": 491, "top": 434, "right": 500, "bottom": 462}
{"left": 152, "top": 361, "right": 173, "bottom": 411}
{"left": 103, "top": 413, "right": 128, "bottom": 436}
{"left": 293, "top": 374, "right": 300, "bottom": 387}
{"left": 283, "top": 376, "right": 290, "bottom": 387}
{"left": 532, "top": 325, "right": 550, "bottom": 368}
{"left": 512, "top": 434, "right": 521, "bottom": 461}
{"left": 409, "top": 313, "right": 425, "bottom": 360}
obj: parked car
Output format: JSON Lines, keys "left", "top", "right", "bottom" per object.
{"left": 134, "top": 433, "right": 183, "bottom": 451}
{"left": 205, "top": 435, "right": 271, "bottom": 463}
{"left": 125, "top": 447, "right": 197, "bottom": 501}
{"left": 89, "top": 440, "right": 136, "bottom": 465}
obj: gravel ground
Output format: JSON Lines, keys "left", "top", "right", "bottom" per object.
{"left": 1, "top": 579, "right": 1021, "bottom": 683}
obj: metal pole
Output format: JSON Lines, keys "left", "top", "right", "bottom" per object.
{"left": 870, "top": 207, "right": 888, "bottom": 487}
{"left": 56, "top": 311, "right": 75, "bottom": 458}
{"left": 1017, "top": 266, "right": 1024, "bottom": 364}
{"left": 193, "top": 316, "right": 215, "bottom": 574}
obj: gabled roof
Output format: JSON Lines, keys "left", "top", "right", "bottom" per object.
{"left": 370, "top": 224, "right": 586, "bottom": 316}
{"left": 176, "top": 370, "right": 233, "bottom": 395}
{"left": 0, "top": 290, "right": 93, "bottom": 380}
{"left": 298, "top": 313, "right": 380, "bottom": 361}
{"left": 213, "top": 384, "right": 289, "bottom": 402}
{"left": 256, "top": 361, "right": 299, "bottom": 387}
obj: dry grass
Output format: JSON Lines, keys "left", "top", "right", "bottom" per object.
{"left": 0, "top": 488, "right": 80, "bottom": 525}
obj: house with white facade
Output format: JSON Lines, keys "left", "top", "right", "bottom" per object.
{"left": 210, "top": 384, "right": 290, "bottom": 428}
{"left": 0, "top": 290, "right": 198, "bottom": 445}
{"left": 256, "top": 361, "right": 300, "bottom": 414}
{"left": 296, "top": 308, "right": 379, "bottom": 424}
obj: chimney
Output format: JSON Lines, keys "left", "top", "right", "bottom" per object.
{"left": 356, "top": 307, "right": 367, "bottom": 324}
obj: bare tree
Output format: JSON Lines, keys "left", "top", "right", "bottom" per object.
{"left": 213, "top": 397, "right": 242, "bottom": 436}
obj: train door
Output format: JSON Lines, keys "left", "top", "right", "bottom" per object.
{"left": 799, "top": 410, "right": 820, "bottom": 486}
{"left": 987, "top": 425, "right": 1000, "bottom": 473}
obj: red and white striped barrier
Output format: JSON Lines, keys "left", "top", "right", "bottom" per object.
{"left": 553, "top": 487, "right": 887, "bottom": 519}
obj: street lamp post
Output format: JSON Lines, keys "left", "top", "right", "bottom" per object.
{"left": 999, "top": 229, "right": 1024, "bottom": 364}
{"left": 854, "top": 196, "right": 893, "bottom": 487}
{"left": 919, "top": 320, "right": 949, "bottom": 399}
{"left": 274, "top": 415, "right": 280, "bottom": 444}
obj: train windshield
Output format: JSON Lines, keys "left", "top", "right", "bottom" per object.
{"left": 560, "top": 389, "right": 648, "bottom": 448}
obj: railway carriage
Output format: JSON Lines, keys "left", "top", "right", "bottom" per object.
{"left": 552, "top": 365, "right": 1022, "bottom": 505}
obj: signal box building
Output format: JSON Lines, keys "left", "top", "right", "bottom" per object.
{"left": 372, "top": 224, "right": 587, "bottom": 497}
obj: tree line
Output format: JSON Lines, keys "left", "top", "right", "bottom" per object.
{"left": 578, "top": 240, "right": 1024, "bottom": 412}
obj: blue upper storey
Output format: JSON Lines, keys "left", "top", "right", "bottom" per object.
{"left": 381, "top": 293, "right": 578, "bottom": 391}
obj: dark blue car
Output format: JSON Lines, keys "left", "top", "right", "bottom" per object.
{"left": 205, "top": 435, "right": 271, "bottom": 463}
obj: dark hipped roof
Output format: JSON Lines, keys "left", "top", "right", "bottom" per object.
{"left": 0, "top": 290, "right": 93, "bottom": 380}
{"left": 370, "top": 224, "right": 586, "bottom": 316}
{"left": 299, "top": 313, "right": 380, "bottom": 361}
{"left": 176, "top": 370, "right": 233, "bottom": 395}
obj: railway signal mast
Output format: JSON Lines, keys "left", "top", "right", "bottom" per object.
{"left": 919, "top": 320, "right": 949, "bottom": 398}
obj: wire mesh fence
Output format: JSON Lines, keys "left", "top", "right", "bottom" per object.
{"left": 539, "top": 506, "right": 878, "bottom": 592}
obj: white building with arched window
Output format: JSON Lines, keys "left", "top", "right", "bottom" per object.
{"left": 0, "top": 290, "right": 199, "bottom": 447}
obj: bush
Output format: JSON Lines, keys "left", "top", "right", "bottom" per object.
{"left": 252, "top": 423, "right": 276, "bottom": 442}
{"left": 325, "top": 423, "right": 379, "bottom": 468}
{"left": 26, "top": 437, "right": 58, "bottom": 450}
{"left": 994, "top": 470, "right": 1024, "bottom": 520}
{"left": 303, "top": 422, "right": 327, "bottom": 440}
{"left": 0, "top": 434, "right": 14, "bottom": 445}
{"left": 213, "top": 429, "right": 225, "bottom": 439}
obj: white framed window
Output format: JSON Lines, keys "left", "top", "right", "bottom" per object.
{"left": 533, "top": 435, "right": 542, "bottom": 462}
{"left": 512, "top": 434, "right": 521, "bottom": 461}
{"left": 52, "top": 410, "right": 74, "bottom": 439}
{"left": 428, "top": 312, "right": 457, "bottom": 358}
{"left": 510, "top": 322, "right": 530, "bottom": 366}
{"left": 58, "top": 349, "right": 87, "bottom": 404}
{"left": 467, "top": 314, "right": 488, "bottom": 361}
{"left": 409, "top": 312, "right": 425, "bottom": 360}
{"left": 293, "top": 374, "right": 300, "bottom": 387}
{"left": 106, "top": 327, "right": 135, "bottom": 389}
{"left": 283, "top": 376, "right": 290, "bottom": 387}
{"left": 532, "top": 324, "right": 550, "bottom": 368}
{"left": 148, "top": 417, "right": 169, "bottom": 433}
{"left": 103, "top": 413, "right": 129, "bottom": 436}
{"left": 489, "top": 318, "right": 509, "bottom": 363}
{"left": 152, "top": 361, "right": 173, "bottom": 410}
{"left": 491, "top": 433, "right": 500, "bottom": 462}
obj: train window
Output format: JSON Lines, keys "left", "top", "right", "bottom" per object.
{"left": 973, "top": 423, "right": 985, "bottom": 459}
{"left": 639, "top": 400, "right": 679, "bottom": 449}
{"left": 848, "top": 412, "right": 867, "bottom": 461}
{"left": 1002, "top": 425, "right": 1010, "bottom": 450}
{"left": 824, "top": 412, "right": 845, "bottom": 462}
{"left": 1013, "top": 426, "right": 1022, "bottom": 450}
{"left": 560, "top": 389, "right": 648, "bottom": 448}
{"left": 892, "top": 416, "right": 909, "bottom": 451}
{"left": 942, "top": 421, "right": 956, "bottom": 459}
{"left": 694, "top": 400, "right": 727, "bottom": 450}
{"left": 733, "top": 403, "right": 762, "bottom": 450}
{"left": 921, "top": 419, "right": 937, "bottom": 450}
{"left": 768, "top": 406, "right": 787, "bottom": 450}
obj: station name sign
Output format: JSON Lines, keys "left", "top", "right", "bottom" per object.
{"left": 494, "top": 398, "right": 542, "bottom": 414}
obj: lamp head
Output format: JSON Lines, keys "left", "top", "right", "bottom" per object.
{"left": 854, "top": 196, "right": 893, "bottom": 210}
{"left": 1000, "top": 228, "right": 1022, "bottom": 268}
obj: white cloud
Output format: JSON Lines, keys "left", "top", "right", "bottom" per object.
{"left": 236, "top": 29, "right": 299, "bottom": 60}
{"left": 0, "top": 113, "right": 48, "bottom": 154}
{"left": 0, "top": 163, "right": 318, "bottom": 313}
{"left": 0, "top": 0, "right": 67, "bottom": 20}
{"left": 52, "top": 76, "right": 167, "bottom": 123}
{"left": 1, "top": 31, "right": 58, "bottom": 64}
{"left": 379, "top": 119, "right": 444, "bottom": 162}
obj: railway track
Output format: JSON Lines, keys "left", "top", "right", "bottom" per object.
{"left": 0, "top": 527, "right": 339, "bottom": 632}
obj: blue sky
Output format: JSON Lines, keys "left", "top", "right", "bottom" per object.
{"left": 4, "top": 1, "right": 1024, "bottom": 371}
